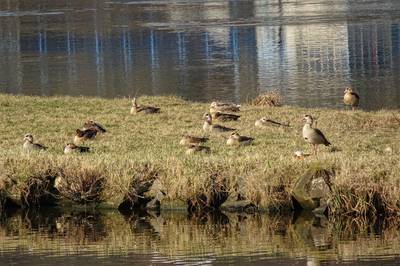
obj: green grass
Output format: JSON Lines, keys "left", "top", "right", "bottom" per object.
{"left": 1, "top": 94, "right": 400, "bottom": 214}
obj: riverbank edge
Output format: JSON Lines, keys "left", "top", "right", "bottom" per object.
{"left": 1, "top": 94, "right": 400, "bottom": 217}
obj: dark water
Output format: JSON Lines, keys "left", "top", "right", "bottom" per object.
{"left": 1, "top": 0, "right": 400, "bottom": 109}
{"left": 1, "top": 209, "right": 400, "bottom": 265}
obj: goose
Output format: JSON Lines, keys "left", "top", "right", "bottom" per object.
{"left": 203, "top": 113, "right": 235, "bottom": 133}
{"left": 179, "top": 135, "right": 209, "bottom": 146}
{"left": 226, "top": 132, "right": 254, "bottom": 146}
{"left": 185, "top": 144, "right": 211, "bottom": 155}
{"left": 210, "top": 101, "right": 240, "bottom": 113}
{"left": 255, "top": 117, "right": 290, "bottom": 128}
{"left": 23, "top": 134, "right": 47, "bottom": 151}
{"left": 83, "top": 120, "right": 106, "bottom": 133}
{"left": 343, "top": 87, "right": 360, "bottom": 110}
{"left": 74, "top": 128, "right": 97, "bottom": 144}
{"left": 130, "top": 97, "right": 160, "bottom": 114}
{"left": 211, "top": 111, "right": 240, "bottom": 122}
{"left": 64, "top": 143, "right": 90, "bottom": 154}
{"left": 302, "top": 115, "right": 331, "bottom": 154}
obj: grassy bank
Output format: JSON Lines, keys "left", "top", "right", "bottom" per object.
{"left": 1, "top": 94, "right": 400, "bottom": 215}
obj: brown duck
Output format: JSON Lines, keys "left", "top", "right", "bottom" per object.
{"left": 64, "top": 143, "right": 90, "bottom": 154}
{"left": 130, "top": 97, "right": 160, "bottom": 114}
{"left": 343, "top": 87, "right": 360, "bottom": 110}
{"left": 226, "top": 132, "right": 254, "bottom": 146}
{"left": 23, "top": 134, "right": 47, "bottom": 151}
{"left": 302, "top": 115, "right": 331, "bottom": 155}
{"left": 209, "top": 101, "right": 240, "bottom": 113}
{"left": 179, "top": 135, "right": 209, "bottom": 146}
{"left": 83, "top": 120, "right": 107, "bottom": 133}
{"left": 211, "top": 111, "right": 240, "bottom": 122}
{"left": 203, "top": 113, "right": 236, "bottom": 133}
{"left": 185, "top": 144, "right": 211, "bottom": 155}
{"left": 74, "top": 128, "right": 97, "bottom": 144}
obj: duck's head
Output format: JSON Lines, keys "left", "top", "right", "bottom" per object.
{"left": 230, "top": 132, "right": 240, "bottom": 139}
{"left": 303, "top": 114, "right": 314, "bottom": 125}
{"left": 65, "top": 143, "right": 77, "bottom": 149}
{"left": 344, "top": 87, "right": 353, "bottom": 94}
{"left": 203, "top": 113, "right": 212, "bottom": 122}
{"left": 23, "top": 134, "right": 33, "bottom": 142}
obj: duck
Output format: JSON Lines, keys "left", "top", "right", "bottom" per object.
{"left": 179, "top": 135, "right": 209, "bottom": 146}
{"left": 210, "top": 101, "right": 240, "bottom": 113}
{"left": 255, "top": 117, "right": 290, "bottom": 128}
{"left": 74, "top": 128, "right": 97, "bottom": 144}
{"left": 343, "top": 87, "right": 360, "bottom": 110}
{"left": 226, "top": 132, "right": 254, "bottom": 146}
{"left": 64, "top": 143, "right": 90, "bottom": 154}
{"left": 302, "top": 115, "right": 331, "bottom": 154}
{"left": 185, "top": 144, "right": 211, "bottom": 155}
{"left": 211, "top": 111, "right": 240, "bottom": 122}
{"left": 130, "top": 97, "right": 160, "bottom": 114}
{"left": 83, "top": 120, "right": 106, "bottom": 133}
{"left": 203, "top": 113, "right": 236, "bottom": 133}
{"left": 23, "top": 134, "right": 47, "bottom": 151}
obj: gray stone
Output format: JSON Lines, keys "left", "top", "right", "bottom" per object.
{"left": 292, "top": 168, "right": 332, "bottom": 212}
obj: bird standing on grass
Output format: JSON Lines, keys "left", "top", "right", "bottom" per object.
{"left": 302, "top": 115, "right": 331, "bottom": 155}
{"left": 23, "top": 134, "right": 47, "bottom": 151}
{"left": 343, "top": 87, "right": 360, "bottom": 110}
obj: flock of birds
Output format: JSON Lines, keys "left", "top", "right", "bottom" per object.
{"left": 22, "top": 87, "right": 360, "bottom": 157}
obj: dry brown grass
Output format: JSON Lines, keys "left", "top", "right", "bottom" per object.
{"left": 250, "top": 90, "right": 283, "bottom": 107}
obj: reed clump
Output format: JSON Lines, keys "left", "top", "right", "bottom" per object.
{"left": 118, "top": 164, "right": 161, "bottom": 211}
{"left": 56, "top": 168, "right": 106, "bottom": 204}
{"left": 20, "top": 171, "right": 59, "bottom": 207}
{"left": 250, "top": 90, "right": 283, "bottom": 107}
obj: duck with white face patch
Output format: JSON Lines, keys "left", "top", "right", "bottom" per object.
{"left": 202, "top": 113, "right": 236, "bottom": 133}
{"left": 179, "top": 135, "right": 209, "bottom": 146}
{"left": 22, "top": 134, "right": 47, "bottom": 151}
{"left": 209, "top": 101, "right": 240, "bottom": 113}
{"left": 226, "top": 132, "right": 254, "bottom": 146}
{"left": 130, "top": 97, "right": 160, "bottom": 114}
{"left": 343, "top": 87, "right": 360, "bottom": 110}
{"left": 63, "top": 143, "right": 90, "bottom": 154}
{"left": 302, "top": 115, "right": 331, "bottom": 155}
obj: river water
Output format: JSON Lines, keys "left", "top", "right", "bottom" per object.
{"left": 1, "top": 0, "right": 400, "bottom": 109}
{"left": 0, "top": 209, "right": 400, "bottom": 265}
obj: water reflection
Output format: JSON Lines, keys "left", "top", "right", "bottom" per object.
{"left": 0, "top": 208, "right": 400, "bottom": 264}
{"left": 1, "top": 0, "right": 400, "bottom": 109}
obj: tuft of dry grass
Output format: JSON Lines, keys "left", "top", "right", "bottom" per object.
{"left": 56, "top": 167, "right": 106, "bottom": 204}
{"left": 0, "top": 94, "right": 400, "bottom": 215}
{"left": 250, "top": 90, "right": 283, "bottom": 107}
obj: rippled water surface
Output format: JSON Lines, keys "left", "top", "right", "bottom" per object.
{"left": 1, "top": 0, "right": 400, "bottom": 109}
{"left": 1, "top": 209, "right": 400, "bottom": 265}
